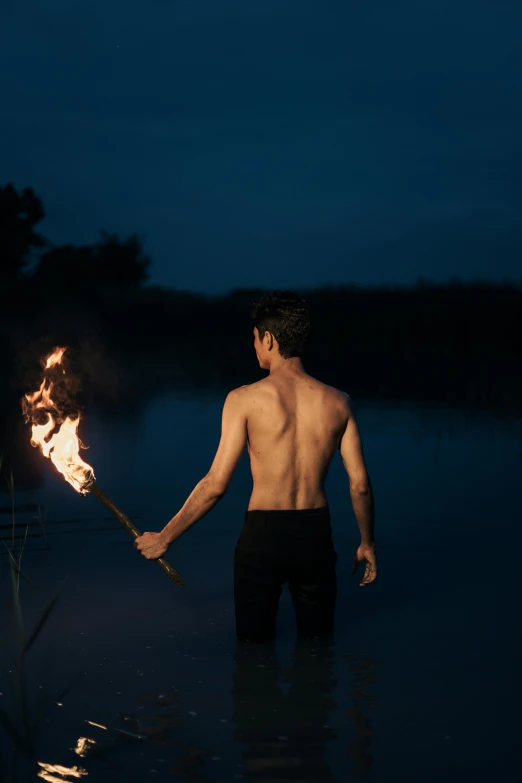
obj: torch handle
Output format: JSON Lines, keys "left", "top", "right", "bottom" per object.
{"left": 89, "top": 483, "right": 185, "bottom": 588}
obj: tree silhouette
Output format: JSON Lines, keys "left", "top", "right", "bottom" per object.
{"left": 0, "top": 183, "right": 46, "bottom": 282}
{"left": 34, "top": 231, "right": 151, "bottom": 289}
{"left": 34, "top": 244, "right": 94, "bottom": 289}
{"left": 93, "top": 230, "right": 150, "bottom": 286}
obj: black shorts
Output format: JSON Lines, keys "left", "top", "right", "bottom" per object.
{"left": 233, "top": 506, "right": 338, "bottom": 641}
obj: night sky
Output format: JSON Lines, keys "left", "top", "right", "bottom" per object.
{"left": 1, "top": 1, "right": 521, "bottom": 294}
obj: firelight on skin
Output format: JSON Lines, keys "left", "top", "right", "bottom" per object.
{"left": 135, "top": 327, "right": 311, "bottom": 560}
{"left": 135, "top": 323, "right": 321, "bottom": 560}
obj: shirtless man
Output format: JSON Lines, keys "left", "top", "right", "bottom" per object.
{"left": 135, "top": 289, "right": 377, "bottom": 641}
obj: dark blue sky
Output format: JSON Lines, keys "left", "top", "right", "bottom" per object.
{"left": 1, "top": 0, "right": 521, "bottom": 294}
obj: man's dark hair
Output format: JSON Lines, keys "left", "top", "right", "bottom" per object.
{"left": 252, "top": 289, "right": 310, "bottom": 359}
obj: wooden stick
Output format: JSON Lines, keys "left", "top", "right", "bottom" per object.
{"left": 88, "top": 482, "right": 185, "bottom": 587}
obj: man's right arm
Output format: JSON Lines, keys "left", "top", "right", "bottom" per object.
{"left": 339, "top": 394, "right": 375, "bottom": 547}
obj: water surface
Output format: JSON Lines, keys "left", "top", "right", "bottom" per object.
{"left": 1, "top": 391, "right": 521, "bottom": 782}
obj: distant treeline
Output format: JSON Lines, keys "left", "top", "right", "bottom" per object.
{"left": 1, "top": 181, "right": 521, "bottom": 483}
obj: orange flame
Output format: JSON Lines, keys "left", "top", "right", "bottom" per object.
{"left": 23, "top": 347, "right": 95, "bottom": 494}
{"left": 45, "top": 346, "right": 67, "bottom": 369}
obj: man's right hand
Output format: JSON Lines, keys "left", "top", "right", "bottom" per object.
{"left": 352, "top": 543, "right": 377, "bottom": 586}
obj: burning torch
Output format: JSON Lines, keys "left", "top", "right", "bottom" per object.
{"left": 21, "top": 347, "right": 185, "bottom": 587}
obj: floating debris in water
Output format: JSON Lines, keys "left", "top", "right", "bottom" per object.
{"left": 188, "top": 711, "right": 197, "bottom": 716}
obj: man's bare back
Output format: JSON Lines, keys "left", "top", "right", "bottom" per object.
{"left": 136, "top": 289, "right": 376, "bottom": 594}
{"left": 243, "top": 369, "right": 349, "bottom": 511}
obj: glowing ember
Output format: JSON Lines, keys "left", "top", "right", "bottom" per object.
{"left": 22, "top": 347, "right": 95, "bottom": 494}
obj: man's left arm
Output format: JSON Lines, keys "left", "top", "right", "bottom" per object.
{"left": 135, "top": 387, "right": 248, "bottom": 559}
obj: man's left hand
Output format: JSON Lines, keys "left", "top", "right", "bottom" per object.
{"left": 134, "top": 531, "right": 169, "bottom": 560}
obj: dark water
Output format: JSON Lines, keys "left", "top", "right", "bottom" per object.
{"left": 1, "top": 390, "right": 521, "bottom": 782}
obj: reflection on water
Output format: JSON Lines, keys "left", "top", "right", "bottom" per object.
{"left": 1, "top": 390, "right": 521, "bottom": 782}
{"left": 34, "top": 639, "right": 375, "bottom": 782}
{"left": 121, "top": 686, "right": 182, "bottom": 744}
{"left": 74, "top": 737, "right": 99, "bottom": 758}
{"left": 233, "top": 638, "right": 337, "bottom": 782}
{"left": 343, "top": 653, "right": 376, "bottom": 779}
{"left": 232, "top": 636, "right": 375, "bottom": 782}
{"left": 37, "top": 762, "right": 88, "bottom": 781}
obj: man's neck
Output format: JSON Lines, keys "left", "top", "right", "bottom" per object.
{"left": 269, "top": 357, "right": 306, "bottom": 376}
